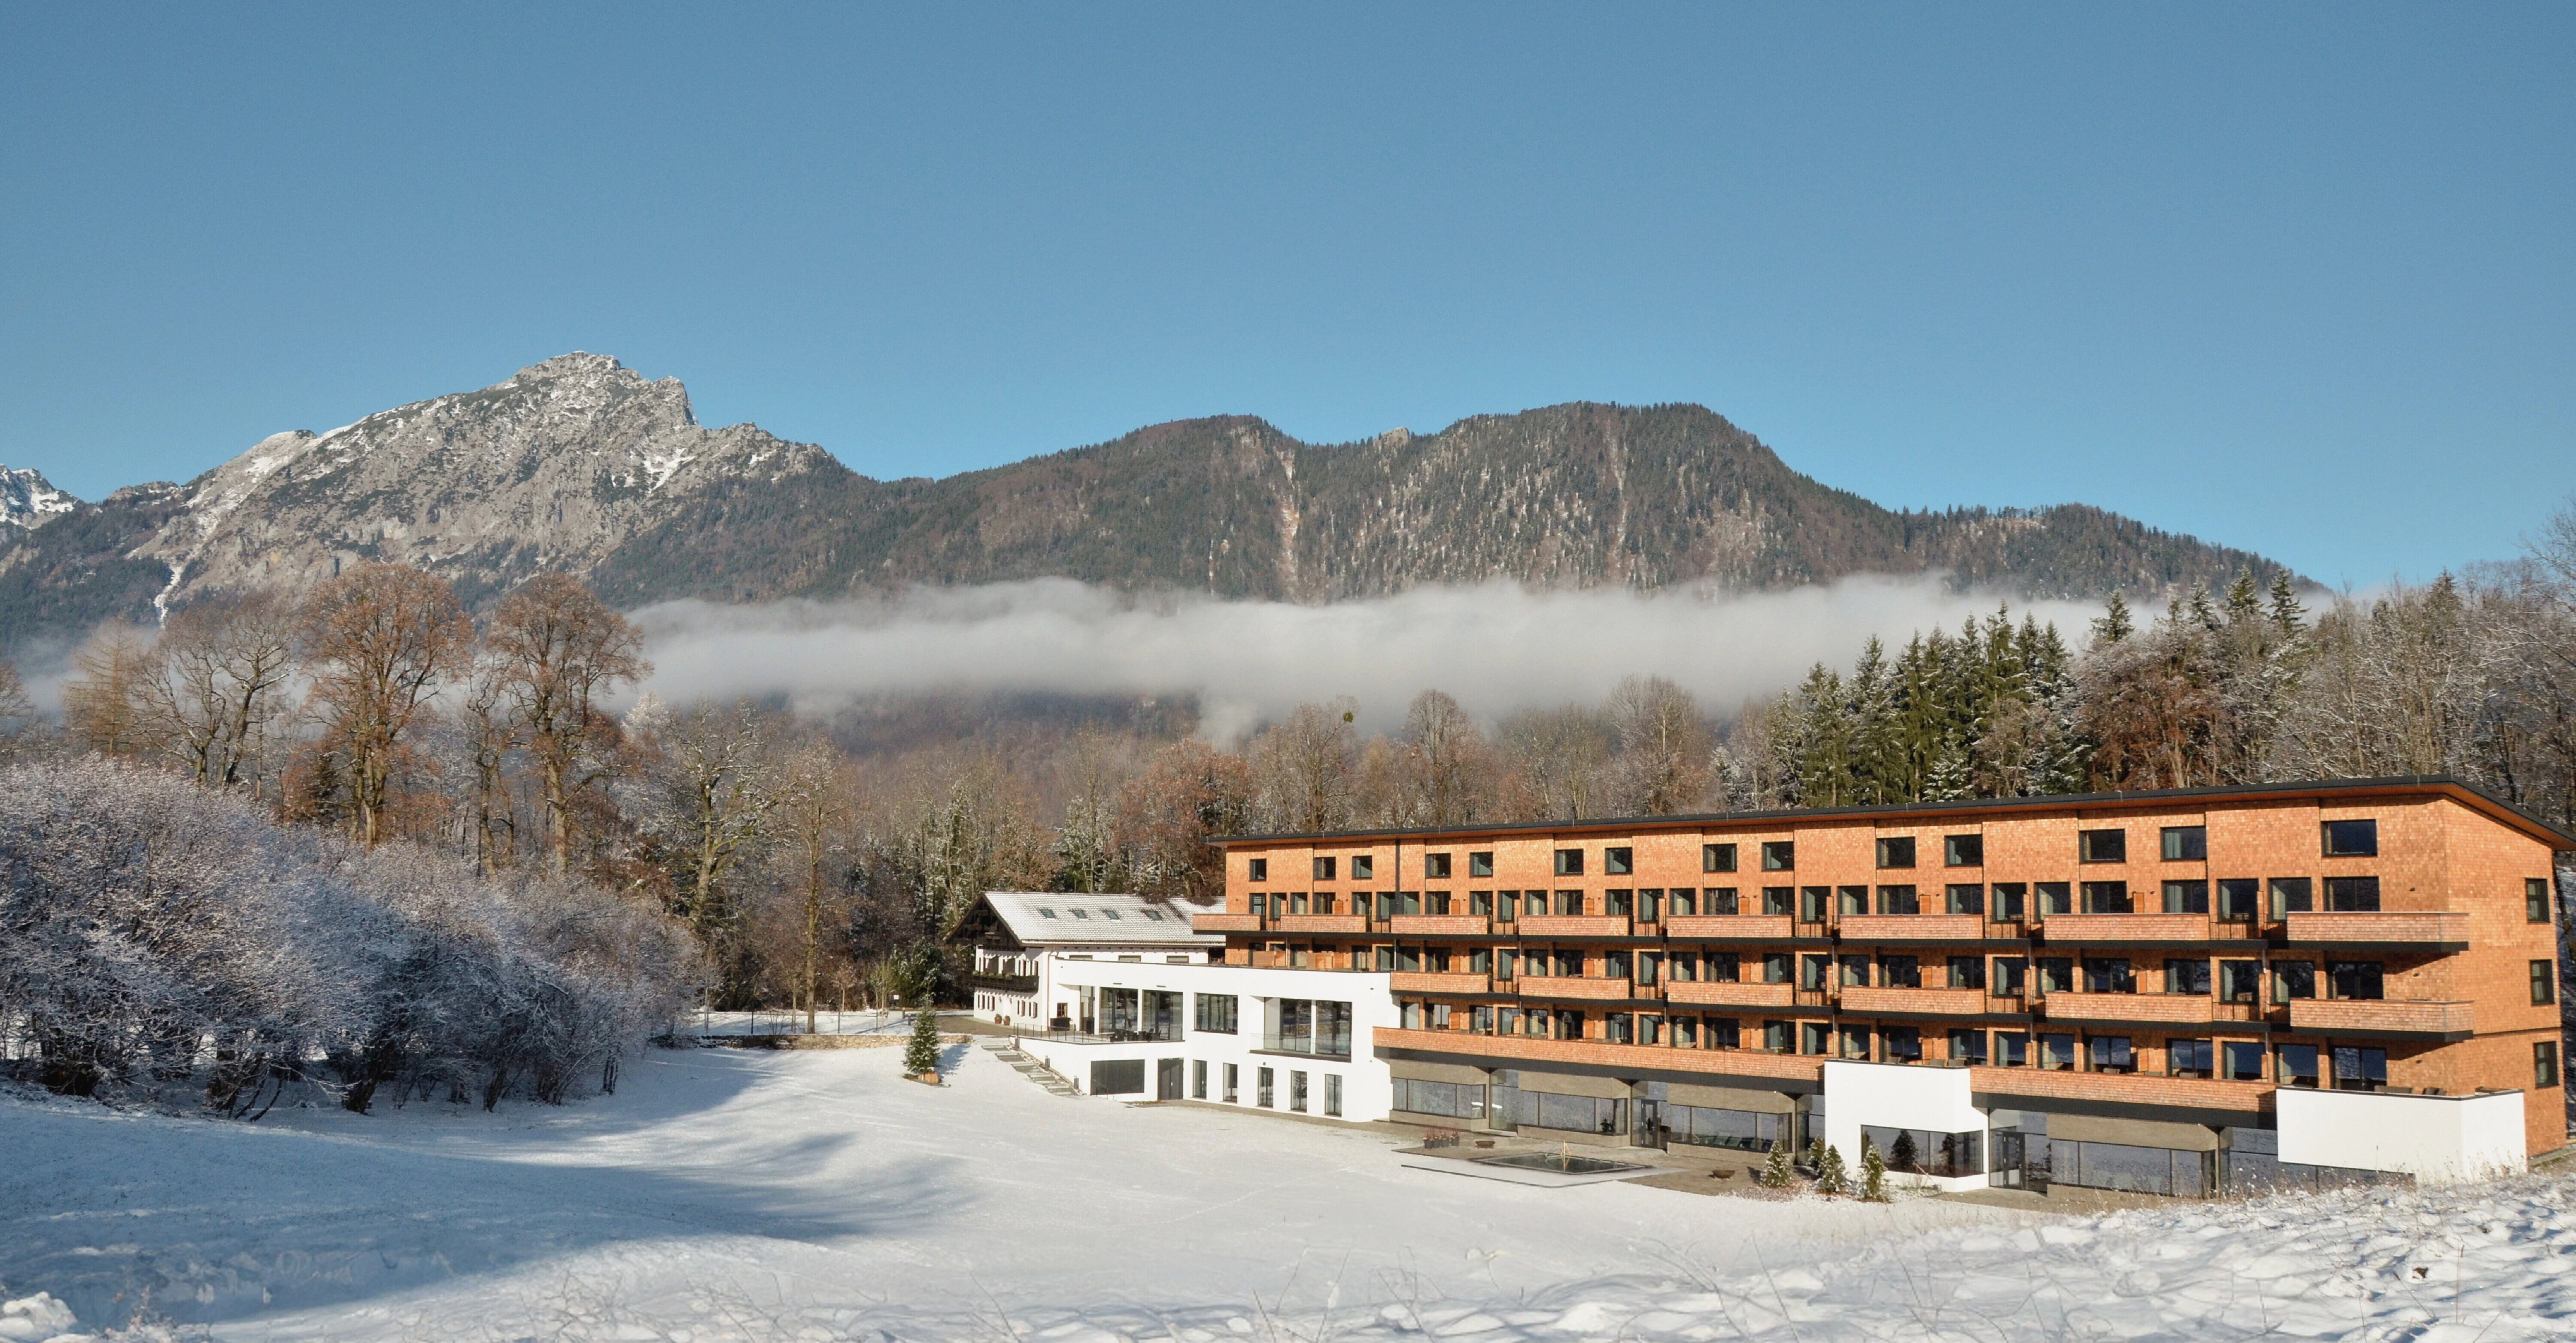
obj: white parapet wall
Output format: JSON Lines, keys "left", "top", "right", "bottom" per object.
{"left": 2275, "top": 1087, "right": 2527, "bottom": 1185}
{"left": 1818, "top": 1061, "right": 1988, "bottom": 1193}
{"left": 1021, "top": 962, "right": 1397, "bottom": 1123}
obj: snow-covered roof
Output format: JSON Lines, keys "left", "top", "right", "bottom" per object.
{"left": 979, "top": 891, "right": 1221, "bottom": 948}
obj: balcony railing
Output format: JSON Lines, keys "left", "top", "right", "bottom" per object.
{"left": 1389, "top": 970, "right": 1492, "bottom": 995}
{"left": 1838, "top": 914, "right": 1988, "bottom": 943}
{"left": 1370, "top": 1026, "right": 1828, "bottom": 1080}
{"left": 1193, "top": 913, "right": 1262, "bottom": 933}
{"left": 1515, "top": 914, "right": 1633, "bottom": 938}
{"left": 1662, "top": 980, "right": 1795, "bottom": 1008}
{"left": 1386, "top": 914, "right": 1492, "bottom": 936}
{"left": 2036, "top": 913, "right": 2215, "bottom": 943}
{"left": 2038, "top": 990, "right": 2215, "bottom": 1025}
{"left": 1275, "top": 914, "right": 1368, "bottom": 935}
{"left": 1835, "top": 985, "right": 1993, "bottom": 1017}
{"left": 1662, "top": 914, "right": 1795, "bottom": 940}
{"left": 1514, "top": 974, "right": 1639, "bottom": 1001}
{"left": 1968, "top": 1066, "right": 2269, "bottom": 1106}
{"left": 2287, "top": 998, "right": 2475, "bottom": 1037}
{"left": 2284, "top": 911, "right": 2471, "bottom": 949}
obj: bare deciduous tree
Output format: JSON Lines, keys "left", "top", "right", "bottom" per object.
{"left": 301, "top": 563, "right": 474, "bottom": 845}
{"left": 135, "top": 592, "right": 298, "bottom": 792}
{"left": 62, "top": 623, "right": 152, "bottom": 758}
{"left": 1249, "top": 698, "right": 1358, "bottom": 832}
{"left": 487, "top": 573, "right": 650, "bottom": 873}
{"left": 1606, "top": 675, "right": 1712, "bottom": 816}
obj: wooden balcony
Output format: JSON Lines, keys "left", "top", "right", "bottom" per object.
{"left": 1837, "top": 986, "right": 1993, "bottom": 1017}
{"left": 1193, "top": 913, "right": 1262, "bottom": 933}
{"left": 1387, "top": 914, "right": 1491, "bottom": 937}
{"left": 1276, "top": 914, "right": 1367, "bottom": 935}
{"left": 2284, "top": 911, "right": 2471, "bottom": 950}
{"left": 2038, "top": 914, "right": 2213, "bottom": 943}
{"left": 1514, "top": 974, "right": 1638, "bottom": 1001}
{"left": 1516, "top": 914, "right": 1634, "bottom": 938}
{"left": 2288, "top": 999, "right": 2475, "bottom": 1037}
{"left": 1390, "top": 970, "right": 1492, "bottom": 995}
{"left": 1838, "top": 914, "right": 1988, "bottom": 943}
{"left": 1663, "top": 980, "right": 1795, "bottom": 1008}
{"left": 1370, "top": 1027, "right": 1826, "bottom": 1081}
{"left": 1970, "top": 1066, "right": 2271, "bottom": 1109}
{"left": 2039, "top": 991, "right": 2215, "bottom": 1025}
{"left": 1663, "top": 914, "right": 1795, "bottom": 940}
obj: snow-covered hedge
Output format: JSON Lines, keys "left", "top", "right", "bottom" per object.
{"left": 0, "top": 760, "right": 703, "bottom": 1116}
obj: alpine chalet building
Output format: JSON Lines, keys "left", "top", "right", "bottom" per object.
{"left": 1203, "top": 777, "right": 2570, "bottom": 1193}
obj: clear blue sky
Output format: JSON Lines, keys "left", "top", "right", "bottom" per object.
{"left": 3, "top": 4, "right": 2568, "bottom": 588}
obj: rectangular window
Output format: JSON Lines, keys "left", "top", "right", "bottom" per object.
{"left": 1257, "top": 1066, "right": 1275, "bottom": 1108}
{"left": 1554, "top": 849, "right": 1585, "bottom": 876}
{"left": 1949, "top": 956, "right": 1986, "bottom": 990}
{"left": 1288, "top": 1070, "right": 1309, "bottom": 1112}
{"left": 2161, "top": 826, "right": 2208, "bottom": 862}
{"left": 1494, "top": 892, "right": 1516, "bottom": 923}
{"left": 2278, "top": 1044, "right": 2320, "bottom": 1087}
{"left": 2169, "top": 1038, "right": 2214, "bottom": 1078}
{"left": 2036, "top": 956, "right": 2075, "bottom": 995}
{"left": 1765, "top": 1020, "right": 1794, "bottom": 1052}
{"left": 1762, "top": 952, "right": 1792, "bottom": 984}
{"left": 1192, "top": 1059, "right": 1208, "bottom": 1099}
{"left": 1313, "top": 856, "right": 1336, "bottom": 881}
{"left": 2322, "top": 819, "right": 2379, "bottom": 857}
{"left": 2084, "top": 958, "right": 2135, "bottom": 994}
{"left": 1880, "top": 954, "right": 1921, "bottom": 989}
{"left": 1350, "top": 855, "right": 1374, "bottom": 881}
{"left": 1423, "top": 853, "right": 1451, "bottom": 879}
{"left": 1877, "top": 884, "right": 1920, "bottom": 915}
{"left": 1604, "top": 889, "right": 1634, "bottom": 917}
{"left": 1882, "top": 1025, "right": 1922, "bottom": 1060}
{"left": 2539, "top": 1042, "right": 2561, "bottom": 1090}
{"left": 2217, "top": 878, "right": 2260, "bottom": 920}
{"left": 2162, "top": 880, "right": 2210, "bottom": 914}
{"left": 1468, "top": 890, "right": 1491, "bottom": 916}
{"left": 1091, "top": 1060, "right": 1145, "bottom": 1095}
{"left": 1991, "top": 882, "right": 2027, "bottom": 920}
{"left": 1990, "top": 956, "right": 2028, "bottom": 996}
{"left": 1223, "top": 1062, "right": 1239, "bottom": 1102}
{"left": 2325, "top": 877, "right": 2381, "bottom": 912}
{"left": 1249, "top": 893, "right": 1268, "bottom": 918}
{"left": 2331, "top": 1045, "right": 2387, "bottom": 1091}
{"left": 2081, "top": 881, "right": 2132, "bottom": 914}
{"left": 1946, "top": 883, "right": 1985, "bottom": 916}
{"left": 1669, "top": 951, "right": 1698, "bottom": 981}
{"left": 2037, "top": 882, "right": 2073, "bottom": 916}
{"left": 1708, "top": 954, "right": 1742, "bottom": 983}
{"left": 1470, "top": 851, "right": 1494, "bottom": 878}
{"left": 1944, "top": 833, "right": 1984, "bottom": 867}
{"left": 1604, "top": 950, "right": 1632, "bottom": 981}
{"left": 1604, "top": 847, "right": 1633, "bottom": 875}
{"left": 1194, "top": 993, "right": 1239, "bottom": 1033}
{"left": 2219, "top": 959, "right": 2261, "bottom": 1002}
{"left": 1800, "top": 954, "right": 1831, "bottom": 990}
{"left": 2166, "top": 958, "right": 2212, "bottom": 995}
{"left": 1876, "top": 836, "right": 1917, "bottom": 869}
{"left": 2039, "top": 1033, "right": 2076, "bottom": 1070}
{"left": 1672, "top": 887, "right": 1702, "bottom": 916}
{"left": 2222, "top": 1041, "right": 2266, "bottom": 1081}
{"left": 1762, "top": 841, "right": 1795, "bottom": 871}
{"left": 2271, "top": 877, "right": 2314, "bottom": 917}
{"left": 1995, "top": 1032, "right": 2029, "bottom": 1067}
{"left": 2530, "top": 878, "right": 2554, "bottom": 923}
{"left": 1247, "top": 858, "right": 1268, "bottom": 881}
{"left": 1704, "top": 843, "right": 1738, "bottom": 872}
{"left": 2532, "top": 960, "right": 2557, "bottom": 1006}
{"left": 1802, "top": 1021, "right": 1832, "bottom": 1055}
{"left": 2078, "top": 829, "right": 2127, "bottom": 864}
{"left": 1798, "top": 886, "right": 1829, "bottom": 920}
{"left": 1948, "top": 1028, "right": 1988, "bottom": 1064}
{"left": 1324, "top": 1073, "right": 1343, "bottom": 1117}
{"left": 2328, "top": 961, "right": 2383, "bottom": 1001}
{"left": 1605, "top": 1013, "right": 1632, "bottom": 1044}
{"left": 1756, "top": 885, "right": 1791, "bottom": 916}
{"left": 1555, "top": 889, "right": 1584, "bottom": 915}
{"left": 2087, "top": 1035, "right": 2134, "bottom": 1073}
{"left": 1838, "top": 885, "right": 1869, "bottom": 917}
{"left": 2275, "top": 960, "right": 2316, "bottom": 1002}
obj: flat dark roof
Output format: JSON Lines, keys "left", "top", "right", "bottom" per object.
{"left": 1209, "top": 775, "right": 2576, "bottom": 851}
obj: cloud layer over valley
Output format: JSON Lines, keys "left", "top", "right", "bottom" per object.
{"left": 633, "top": 576, "right": 2105, "bottom": 739}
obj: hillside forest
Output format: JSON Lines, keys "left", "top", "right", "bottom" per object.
{"left": 1, "top": 501, "right": 2571, "bottom": 1114}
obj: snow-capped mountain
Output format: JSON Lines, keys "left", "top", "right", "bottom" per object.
{"left": 0, "top": 467, "right": 76, "bottom": 533}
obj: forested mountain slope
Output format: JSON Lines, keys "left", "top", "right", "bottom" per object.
{"left": 0, "top": 354, "right": 2292, "bottom": 650}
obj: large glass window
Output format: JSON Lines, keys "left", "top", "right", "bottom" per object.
{"left": 2084, "top": 957, "right": 2134, "bottom": 994}
{"left": 2327, "top": 961, "right": 2383, "bottom": 1000}
{"left": 1604, "top": 847, "right": 1634, "bottom": 875}
{"left": 2278, "top": 1043, "right": 2320, "bottom": 1087}
{"left": 2322, "top": 819, "right": 2379, "bottom": 857}
{"left": 1519, "top": 1091, "right": 1627, "bottom": 1136}
{"left": 1762, "top": 841, "right": 1795, "bottom": 871}
{"left": 1876, "top": 836, "right": 1917, "bottom": 869}
{"left": 1257, "top": 1066, "right": 1274, "bottom": 1107}
{"left": 2325, "top": 877, "right": 2381, "bottom": 912}
{"left": 1266, "top": 999, "right": 1354, "bottom": 1057}
{"left": 2057, "top": 1141, "right": 2208, "bottom": 1196}
{"left": 1555, "top": 849, "right": 1585, "bottom": 876}
{"left": 2081, "top": 881, "right": 2132, "bottom": 914}
{"left": 2165, "top": 958, "right": 2212, "bottom": 995}
{"left": 1704, "top": 843, "right": 1738, "bottom": 872}
{"left": 1861, "top": 1125, "right": 1983, "bottom": 1177}
{"left": 1194, "top": 993, "right": 1238, "bottom": 1033}
{"left": 2217, "top": 878, "right": 2260, "bottom": 920}
{"left": 1990, "top": 883, "right": 2027, "bottom": 920}
{"left": 2221, "top": 1041, "right": 2266, "bottom": 1081}
{"left": 1877, "top": 884, "right": 1920, "bottom": 915}
{"left": 2078, "top": 829, "right": 2127, "bottom": 863}
{"left": 1944, "top": 834, "right": 1984, "bottom": 867}
{"left": 2331, "top": 1045, "right": 2388, "bottom": 1091}
{"left": 1324, "top": 1074, "right": 1343, "bottom": 1117}
{"left": 1946, "top": 883, "right": 1985, "bottom": 915}
{"left": 2162, "top": 880, "right": 2210, "bottom": 914}
{"left": 2161, "top": 826, "right": 2207, "bottom": 861}
{"left": 1668, "top": 1105, "right": 1788, "bottom": 1152}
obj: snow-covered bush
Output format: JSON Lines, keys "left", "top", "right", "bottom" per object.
{"left": 0, "top": 759, "right": 702, "bottom": 1116}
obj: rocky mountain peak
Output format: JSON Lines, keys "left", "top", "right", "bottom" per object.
{"left": 0, "top": 467, "right": 78, "bottom": 533}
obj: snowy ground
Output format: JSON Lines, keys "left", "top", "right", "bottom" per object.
{"left": 4, "top": 1041, "right": 2573, "bottom": 1342}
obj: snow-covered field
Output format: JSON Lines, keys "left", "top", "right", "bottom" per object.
{"left": 4, "top": 1039, "right": 2573, "bottom": 1341}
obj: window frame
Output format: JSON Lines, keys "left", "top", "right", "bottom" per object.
{"left": 1704, "top": 842, "right": 1738, "bottom": 873}
{"left": 1604, "top": 847, "right": 1634, "bottom": 876}
{"left": 1760, "top": 841, "right": 1795, "bottom": 871}
{"left": 2321, "top": 819, "right": 2379, "bottom": 858}
{"left": 1246, "top": 858, "right": 1267, "bottom": 882}
{"left": 2078, "top": 828, "right": 2127, "bottom": 864}
{"left": 1424, "top": 853, "right": 1452, "bottom": 880}
{"left": 2160, "top": 825, "right": 2208, "bottom": 862}
{"left": 2532, "top": 959, "right": 2557, "bottom": 1007}
{"left": 1875, "top": 836, "right": 1917, "bottom": 870}
{"left": 1943, "top": 833, "right": 1983, "bottom": 868}
{"left": 1554, "top": 849, "right": 1585, "bottom": 877}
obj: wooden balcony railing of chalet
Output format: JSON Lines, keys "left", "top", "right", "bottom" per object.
{"left": 2284, "top": 911, "right": 2472, "bottom": 949}
{"left": 1389, "top": 970, "right": 1492, "bottom": 995}
{"left": 1193, "top": 912, "right": 1262, "bottom": 933}
{"left": 2037, "top": 990, "right": 2216, "bottom": 1025}
{"left": 1835, "top": 985, "right": 1996, "bottom": 1017}
{"left": 2288, "top": 998, "right": 2476, "bottom": 1037}
{"left": 1370, "top": 1026, "right": 1827, "bottom": 1081}
{"left": 2036, "top": 913, "right": 2232, "bottom": 943}
{"left": 1387, "top": 914, "right": 1492, "bottom": 936}
{"left": 1662, "top": 980, "right": 1795, "bottom": 1009}
{"left": 1514, "top": 974, "right": 1645, "bottom": 1001}
{"left": 1836, "top": 914, "right": 1989, "bottom": 943}
{"left": 1514, "top": 914, "right": 1634, "bottom": 938}
{"left": 1662, "top": 914, "right": 1795, "bottom": 940}
{"left": 1275, "top": 914, "right": 1368, "bottom": 935}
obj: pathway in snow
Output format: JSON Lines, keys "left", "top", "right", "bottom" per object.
{"left": 3, "top": 1044, "right": 2571, "bottom": 1341}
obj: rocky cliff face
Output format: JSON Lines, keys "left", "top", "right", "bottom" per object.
{"left": 0, "top": 353, "right": 2293, "bottom": 653}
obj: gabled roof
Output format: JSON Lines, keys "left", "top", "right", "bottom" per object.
{"left": 977, "top": 891, "right": 1223, "bottom": 948}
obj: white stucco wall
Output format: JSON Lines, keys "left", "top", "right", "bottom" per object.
{"left": 1019, "top": 963, "right": 1397, "bottom": 1123}
{"left": 2275, "top": 1087, "right": 2527, "bottom": 1184}
{"left": 1818, "top": 1061, "right": 1987, "bottom": 1192}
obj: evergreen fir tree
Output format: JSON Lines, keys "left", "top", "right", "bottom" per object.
{"left": 1804, "top": 1136, "right": 1827, "bottom": 1177}
{"left": 1760, "top": 1134, "right": 1796, "bottom": 1188}
{"left": 1889, "top": 1129, "right": 1920, "bottom": 1173}
{"left": 2093, "top": 592, "right": 2133, "bottom": 645}
{"left": 2267, "top": 569, "right": 2307, "bottom": 636}
{"left": 1816, "top": 1142, "right": 1850, "bottom": 1196}
{"left": 902, "top": 1003, "right": 942, "bottom": 1078}
{"left": 1860, "top": 1136, "right": 1889, "bottom": 1202}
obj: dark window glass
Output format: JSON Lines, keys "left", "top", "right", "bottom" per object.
{"left": 1882, "top": 1025, "right": 1922, "bottom": 1060}
{"left": 1604, "top": 847, "right": 1634, "bottom": 876}
{"left": 2537, "top": 1042, "right": 2561, "bottom": 1090}
{"left": 1554, "top": 849, "right": 1584, "bottom": 877}
{"left": 2039, "top": 1033, "right": 2077, "bottom": 1070}
{"left": 2169, "top": 1038, "right": 2214, "bottom": 1076}
{"left": 1762, "top": 886, "right": 1794, "bottom": 916}
{"left": 1803, "top": 886, "right": 1834, "bottom": 921}
{"left": 2278, "top": 1044, "right": 2320, "bottom": 1087}
{"left": 2530, "top": 878, "right": 2553, "bottom": 923}
{"left": 2087, "top": 1036, "right": 2134, "bottom": 1072}
{"left": 1878, "top": 885, "right": 1920, "bottom": 915}
{"left": 1944, "top": 834, "right": 1984, "bottom": 867}
{"left": 1668, "top": 888, "right": 1696, "bottom": 916}
{"left": 2217, "top": 878, "right": 2260, "bottom": 920}
{"left": 2162, "top": 880, "right": 2210, "bottom": 914}
{"left": 1995, "top": 1032, "right": 2030, "bottom": 1067}
{"left": 1313, "top": 856, "right": 1336, "bottom": 881}
{"left": 1834, "top": 884, "right": 1866, "bottom": 917}
{"left": 1990, "top": 882, "right": 2027, "bottom": 920}
{"left": 1881, "top": 955, "right": 1921, "bottom": 988}
{"left": 1946, "top": 883, "right": 1986, "bottom": 916}
{"left": 2161, "top": 826, "right": 2208, "bottom": 862}
{"left": 1949, "top": 956, "right": 1987, "bottom": 990}
{"left": 2532, "top": 960, "right": 2556, "bottom": 1006}
{"left": 1761, "top": 841, "right": 1795, "bottom": 871}
{"left": 2081, "top": 881, "right": 2132, "bottom": 914}
{"left": 2329, "top": 961, "right": 2386, "bottom": 1001}
{"left": 1707, "top": 954, "right": 1741, "bottom": 983}
{"left": 1840, "top": 953, "right": 1873, "bottom": 987}
{"left": 1948, "top": 1028, "right": 1988, "bottom": 1064}
{"left": 1350, "top": 856, "right": 1374, "bottom": 881}
{"left": 1991, "top": 957, "right": 2027, "bottom": 996}
{"left": 2331, "top": 1045, "right": 2387, "bottom": 1091}
{"left": 2275, "top": 960, "right": 2316, "bottom": 1001}
{"left": 1604, "top": 889, "right": 1634, "bottom": 917}
{"left": 1803, "top": 1022, "right": 1832, "bottom": 1055}
{"left": 1555, "top": 889, "right": 1583, "bottom": 915}
{"left": 1469, "top": 851, "right": 1494, "bottom": 878}
{"left": 2219, "top": 959, "right": 2262, "bottom": 1001}
{"left": 1247, "top": 858, "right": 1267, "bottom": 881}
{"left": 1704, "top": 843, "right": 1738, "bottom": 873}
{"left": 1765, "top": 1020, "right": 1793, "bottom": 1052}
{"left": 2078, "top": 829, "right": 2127, "bottom": 864}
{"left": 2165, "top": 959, "right": 2211, "bottom": 995}
{"left": 1762, "top": 952, "right": 1791, "bottom": 984}
{"left": 2271, "top": 877, "right": 2314, "bottom": 917}
{"left": 2036, "top": 957, "right": 2076, "bottom": 994}
{"left": 2325, "top": 877, "right": 2381, "bottom": 912}
{"left": 1707, "top": 887, "right": 1740, "bottom": 915}
{"left": 2084, "top": 958, "right": 2134, "bottom": 994}
{"left": 1424, "top": 853, "right": 1451, "bottom": 879}
{"left": 2322, "top": 819, "right": 2379, "bottom": 857}
{"left": 1876, "top": 836, "right": 1917, "bottom": 869}
{"left": 2221, "top": 1041, "right": 2266, "bottom": 1081}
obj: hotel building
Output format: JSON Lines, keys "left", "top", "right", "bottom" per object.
{"left": 1202, "top": 777, "right": 2570, "bottom": 1191}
